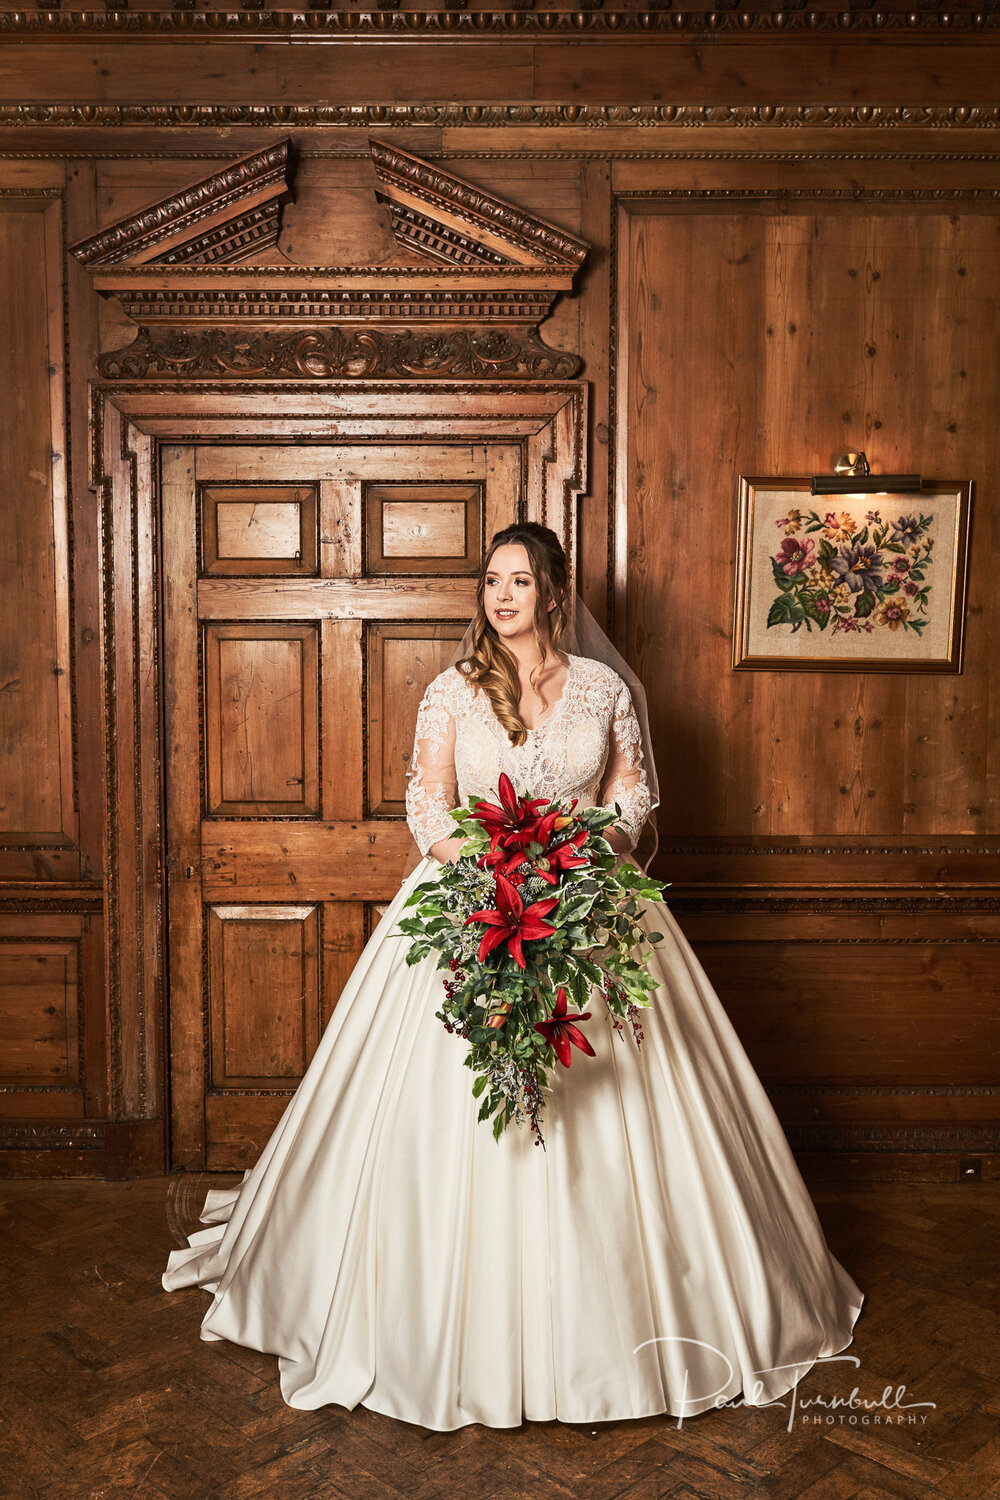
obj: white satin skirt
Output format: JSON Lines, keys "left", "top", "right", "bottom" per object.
{"left": 162, "top": 854, "right": 863, "bottom": 1430}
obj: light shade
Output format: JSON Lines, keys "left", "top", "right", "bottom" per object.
{"left": 810, "top": 474, "right": 922, "bottom": 496}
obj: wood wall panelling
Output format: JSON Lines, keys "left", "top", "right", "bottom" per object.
{"left": 615, "top": 187, "right": 1000, "bottom": 1169}
{"left": 0, "top": 172, "right": 112, "bottom": 1172}
{"left": 4, "top": 77, "right": 1000, "bottom": 1173}
{"left": 0, "top": 940, "right": 79, "bottom": 1087}
{"left": 0, "top": 193, "right": 74, "bottom": 866}
{"left": 619, "top": 199, "right": 1000, "bottom": 845}
{"left": 0, "top": 910, "right": 105, "bottom": 1126}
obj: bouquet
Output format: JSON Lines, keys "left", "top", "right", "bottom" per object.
{"left": 395, "top": 772, "right": 669, "bottom": 1147}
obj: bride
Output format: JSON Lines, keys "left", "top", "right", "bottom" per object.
{"left": 162, "top": 522, "right": 863, "bottom": 1430}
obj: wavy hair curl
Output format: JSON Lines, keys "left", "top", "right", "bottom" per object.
{"left": 456, "top": 523, "right": 570, "bottom": 748}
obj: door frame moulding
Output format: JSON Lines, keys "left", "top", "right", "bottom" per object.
{"left": 90, "top": 380, "right": 587, "bottom": 1167}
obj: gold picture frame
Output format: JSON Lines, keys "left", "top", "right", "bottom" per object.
{"left": 733, "top": 476, "right": 973, "bottom": 672}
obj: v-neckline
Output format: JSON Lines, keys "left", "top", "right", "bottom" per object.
{"left": 519, "top": 654, "right": 576, "bottom": 736}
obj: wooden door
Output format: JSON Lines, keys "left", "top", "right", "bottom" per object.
{"left": 162, "top": 440, "right": 520, "bottom": 1168}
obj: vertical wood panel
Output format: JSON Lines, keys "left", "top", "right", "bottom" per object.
{"left": 66, "top": 159, "right": 104, "bottom": 891}
{"left": 579, "top": 159, "right": 612, "bottom": 619}
{"left": 0, "top": 198, "right": 74, "bottom": 847}
{"left": 161, "top": 444, "right": 205, "bottom": 1167}
{"left": 626, "top": 210, "right": 763, "bottom": 832}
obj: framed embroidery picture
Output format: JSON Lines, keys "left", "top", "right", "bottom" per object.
{"left": 733, "top": 477, "right": 973, "bottom": 672}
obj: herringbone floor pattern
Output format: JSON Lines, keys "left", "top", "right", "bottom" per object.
{"left": 1, "top": 1176, "right": 997, "bottom": 1499}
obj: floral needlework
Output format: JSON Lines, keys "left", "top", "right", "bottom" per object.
{"left": 768, "top": 506, "right": 934, "bottom": 637}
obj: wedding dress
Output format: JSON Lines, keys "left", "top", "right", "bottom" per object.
{"left": 162, "top": 652, "right": 863, "bottom": 1429}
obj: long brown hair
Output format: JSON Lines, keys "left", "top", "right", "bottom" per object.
{"left": 456, "top": 523, "right": 570, "bottom": 748}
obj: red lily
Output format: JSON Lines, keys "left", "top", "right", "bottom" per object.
{"left": 535, "top": 828, "right": 590, "bottom": 885}
{"left": 532, "top": 800, "right": 579, "bottom": 849}
{"left": 464, "top": 872, "right": 558, "bottom": 969}
{"left": 533, "top": 986, "right": 596, "bottom": 1068}
{"left": 470, "top": 772, "right": 550, "bottom": 843}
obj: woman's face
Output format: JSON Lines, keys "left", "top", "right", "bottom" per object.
{"left": 483, "top": 543, "right": 553, "bottom": 648}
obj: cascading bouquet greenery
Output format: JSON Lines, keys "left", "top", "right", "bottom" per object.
{"left": 395, "top": 772, "right": 669, "bottom": 1146}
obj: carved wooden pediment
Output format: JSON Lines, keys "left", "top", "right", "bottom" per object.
{"left": 369, "top": 138, "right": 588, "bottom": 271}
{"left": 70, "top": 139, "right": 587, "bottom": 380}
{"left": 70, "top": 141, "right": 294, "bottom": 269}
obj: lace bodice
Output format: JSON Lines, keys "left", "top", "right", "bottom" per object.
{"left": 404, "top": 654, "right": 653, "bottom": 859}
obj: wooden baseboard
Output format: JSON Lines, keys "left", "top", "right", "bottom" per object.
{"left": 0, "top": 1120, "right": 995, "bottom": 1182}
{"left": 0, "top": 1118, "right": 166, "bottom": 1179}
{"left": 796, "top": 1151, "right": 1000, "bottom": 1183}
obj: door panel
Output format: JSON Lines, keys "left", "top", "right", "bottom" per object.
{"left": 162, "top": 440, "right": 520, "bottom": 1168}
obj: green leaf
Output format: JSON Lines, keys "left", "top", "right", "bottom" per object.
{"left": 854, "top": 591, "right": 875, "bottom": 618}
{"left": 770, "top": 558, "right": 796, "bottom": 593}
{"left": 472, "top": 1074, "right": 488, "bottom": 1098}
{"left": 558, "top": 892, "right": 598, "bottom": 925}
{"left": 767, "top": 592, "right": 805, "bottom": 628}
{"left": 801, "top": 598, "right": 830, "bottom": 631}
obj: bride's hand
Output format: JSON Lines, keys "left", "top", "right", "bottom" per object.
{"left": 430, "top": 834, "right": 468, "bottom": 866}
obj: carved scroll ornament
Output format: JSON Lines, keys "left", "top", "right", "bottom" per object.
{"left": 97, "top": 325, "right": 581, "bottom": 381}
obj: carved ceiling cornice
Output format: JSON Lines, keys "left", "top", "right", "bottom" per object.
{"left": 5, "top": 104, "right": 1000, "bottom": 131}
{"left": 4, "top": 6, "right": 1000, "bottom": 36}
{"left": 69, "top": 141, "right": 293, "bottom": 267}
{"left": 73, "top": 144, "right": 589, "bottom": 380}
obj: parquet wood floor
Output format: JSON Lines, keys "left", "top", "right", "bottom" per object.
{"left": 1, "top": 1177, "right": 997, "bottom": 1500}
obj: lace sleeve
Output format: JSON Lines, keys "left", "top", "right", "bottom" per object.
{"left": 599, "top": 678, "right": 653, "bottom": 852}
{"left": 405, "top": 672, "right": 460, "bottom": 859}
